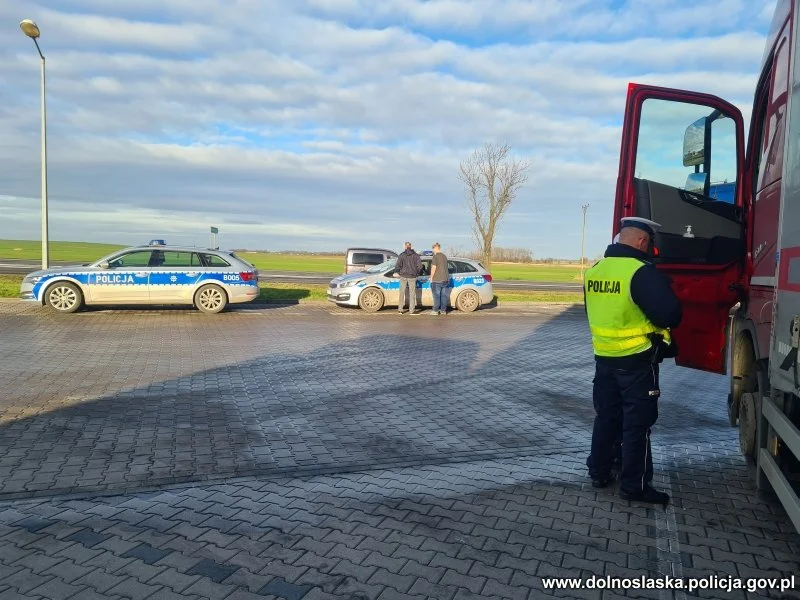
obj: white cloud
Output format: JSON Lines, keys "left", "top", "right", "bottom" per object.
{"left": 0, "top": 0, "right": 773, "bottom": 257}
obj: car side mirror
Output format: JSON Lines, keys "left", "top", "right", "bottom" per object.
{"left": 99, "top": 261, "right": 110, "bottom": 269}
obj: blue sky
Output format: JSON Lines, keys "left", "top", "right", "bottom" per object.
{"left": 0, "top": 0, "right": 775, "bottom": 258}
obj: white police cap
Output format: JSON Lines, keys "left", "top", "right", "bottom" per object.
{"left": 620, "top": 216, "right": 661, "bottom": 237}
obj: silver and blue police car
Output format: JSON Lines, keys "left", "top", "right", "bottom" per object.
{"left": 327, "top": 256, "right": 494, "bottom": 312}
{"left": 19, "top": 241, "right": 259, "bottom": 314}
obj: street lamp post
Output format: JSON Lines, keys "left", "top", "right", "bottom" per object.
{"left": 20, "top": 19, "right": 49, "bottom": 270}
{"left": 580, "top": 203, "right": 589, "bottom": 281}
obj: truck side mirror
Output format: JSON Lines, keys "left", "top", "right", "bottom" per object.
{"left": 685, "top": 172, "right": 708, "bottom": 194}
{"left": 683, "top": 116, "right": 707, "bottom": 166}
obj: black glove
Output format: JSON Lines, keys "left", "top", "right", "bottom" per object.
{"left": 647, "top": 333, "right": 678, "bottom": 363}
{"left": 661, "top": 338, "right": 678, "bottom": 358}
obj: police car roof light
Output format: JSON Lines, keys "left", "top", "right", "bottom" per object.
{"left": 148, "top": 239, "right": 167, "bottom": 246}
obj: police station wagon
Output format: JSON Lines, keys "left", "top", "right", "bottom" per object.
{"left": 19, "top": 244, "right": 259, "bottom": 314}
{"left": 327, "top": 256, "right": 494, "bottom": 312}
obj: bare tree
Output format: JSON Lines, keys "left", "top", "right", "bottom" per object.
{"left": 458, "top": 142, "right": 529, "bottom": 269}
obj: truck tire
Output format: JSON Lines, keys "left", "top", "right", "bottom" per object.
{"left": 730, "top": 334, "right": 757, "bottom": 427}
{"left": 739, "top": 392, "right": 757, "bottom": 459}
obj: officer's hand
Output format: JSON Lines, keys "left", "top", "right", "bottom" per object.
{"left": 649, "top": 337, "right": 678, "bottom": 363}
{"left": 661, "top": 339, "right": 678, "bottom": 358}
{"left": 647, "top": 333, "right": 667, "bottom": 363}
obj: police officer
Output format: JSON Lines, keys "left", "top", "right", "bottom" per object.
{"left": 584, "top": 217, "right": 682, "bottom": 505}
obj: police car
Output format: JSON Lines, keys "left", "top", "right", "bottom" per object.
{"left": 19, "top": 241, "right": 259, "bottom": 314}
{"left": 327, "top": 256, "right": 493, "bottom": 312}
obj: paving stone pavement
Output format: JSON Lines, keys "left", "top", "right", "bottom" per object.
{"left": 0, "top": 302, "right": 798, "bottom": 599}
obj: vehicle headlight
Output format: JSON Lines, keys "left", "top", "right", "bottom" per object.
{"left": 23, "top": 275, "right": 42, "bottom": 284}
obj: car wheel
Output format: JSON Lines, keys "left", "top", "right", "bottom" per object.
{"left": 45, "top": 281, "right": 83, "bottom": 313}
{"left": 358, "top": 287, "right": 384, "bottom": 312}
{"left": 195, "top": 284, "right": 228, "bottom": 314}
{"left": 456, "top": 289, "right": 480, "bottom": 312}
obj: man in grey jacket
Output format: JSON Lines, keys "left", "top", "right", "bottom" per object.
{"left": 395, "top": 242, "right": 422, "bottom": 314}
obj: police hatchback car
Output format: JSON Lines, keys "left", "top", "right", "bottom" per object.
{"left": 20, "top": 244, "right": 259, "bottom": 314}
{"left": 327, "top": 256, "right": 493, "bottom": 312}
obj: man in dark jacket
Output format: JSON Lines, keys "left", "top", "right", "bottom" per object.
{"left": 395, "top": 242, "right": 423, "bottom": 314}
{"left": 584, "top": 217, "right": 682, "bottom": 505}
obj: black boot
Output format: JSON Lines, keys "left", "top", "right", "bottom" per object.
{"left": 591, "top": 474, "right": 614, "bottom": 488}
{"left": 619, "top": 485, "right": 669, "bottom": 506}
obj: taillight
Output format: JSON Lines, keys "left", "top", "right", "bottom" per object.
{"left": 484, "top": 274, "right": 492, "bottom": 282}
{"left": 239, "top": 271, "right": 256, "bottom": 281}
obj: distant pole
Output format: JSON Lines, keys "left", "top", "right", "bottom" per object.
{"left": 580, "top": 204, "right": 589, "bottom": 280}
{"left": 210, "top": 226, "right": 219, "bottom": 249}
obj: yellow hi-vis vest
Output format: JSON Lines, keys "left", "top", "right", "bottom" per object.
{"left": 584, "top": 256, "right": 671, "bottom": 357}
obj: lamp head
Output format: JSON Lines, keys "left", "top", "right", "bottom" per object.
{"left": 20, "top": 19, "right": 41, "bottom": 39}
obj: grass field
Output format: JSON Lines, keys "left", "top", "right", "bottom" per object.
{"left": 0, "top": 275, "right": 581, "bottom": 304}
{"left": 0, "top": 276, "right": 19, "bottom": 298}
{"left": 1, "top": 240, "right": 585, "bottom": 282}
{"left": 0, "top": 240, "right": 125, "bottom": 262}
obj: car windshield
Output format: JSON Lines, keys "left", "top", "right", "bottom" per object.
{"left": 364, "top": 258, "right": 396, "bottom": 273}
{"left": 93, "top": 250, "right": 128, "bottom": 266}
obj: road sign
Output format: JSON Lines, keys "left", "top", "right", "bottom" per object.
{"left": 210, "top": 226, "right": 218, "bottom": 234}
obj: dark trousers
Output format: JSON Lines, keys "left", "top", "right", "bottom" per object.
{"left": 587, "top": 361, "right": 660, "bottom": 495}
{"left": 431, "top": 281, "right": 448, "bottom": 312}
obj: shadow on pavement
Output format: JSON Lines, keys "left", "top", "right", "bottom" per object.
{"left": 0, "top": 304, "right": 745, "bottom": 503}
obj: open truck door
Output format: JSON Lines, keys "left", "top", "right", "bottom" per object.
{"left": 614, "top": 84, "right": 747, "bottom": 373}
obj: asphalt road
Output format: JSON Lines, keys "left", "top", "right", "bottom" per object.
{"left": 0, "top": 259, "right": 583, "bottom": 292}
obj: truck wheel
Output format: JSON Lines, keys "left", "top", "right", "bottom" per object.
{"left": 45, "top": 282, "right": 83, "bottom": 313}
{"left": 739, "top": 392, "right": 757, "bottom": 459}
{"left": 730, "top": 335, "right": 757, "bottom": 427}
{"left": 358, "top": 288, "right": 384, "bottom": 312}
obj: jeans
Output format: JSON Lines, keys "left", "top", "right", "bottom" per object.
{"left": 431, "top": 281, "right": 448, "bottom": 312}
{"left": 398, "top": 277, "right": 417, "bottom": 312}
{"left": 587, "top": 361, "right": 660, "bottom": 495}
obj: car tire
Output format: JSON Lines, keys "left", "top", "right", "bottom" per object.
{"left": 45, "top": 281, "right": 83, "bottom": 314}
{"left": 456, "top": 289, "right": 480, "bottom": 312}
{"left": 358, "top": 287, "right": 385, "bottom": 312}
{"left": 194, "top": 284, "right": 228, "bottom": 314}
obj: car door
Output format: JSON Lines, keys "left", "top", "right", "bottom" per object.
{"left": 614, "top": 83, "right": 747, "bottom": 373}
{"left": 379, "top": 267, "right": 401, "bottom": 306}
{"left": 87, "top": 250, "right": 152, "bottom": 303}
{"left": 148, "top": 251, "right": 204, "bottom": 303}
{"left": 418, "top": 259, "right": 432, "bottom": 306}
